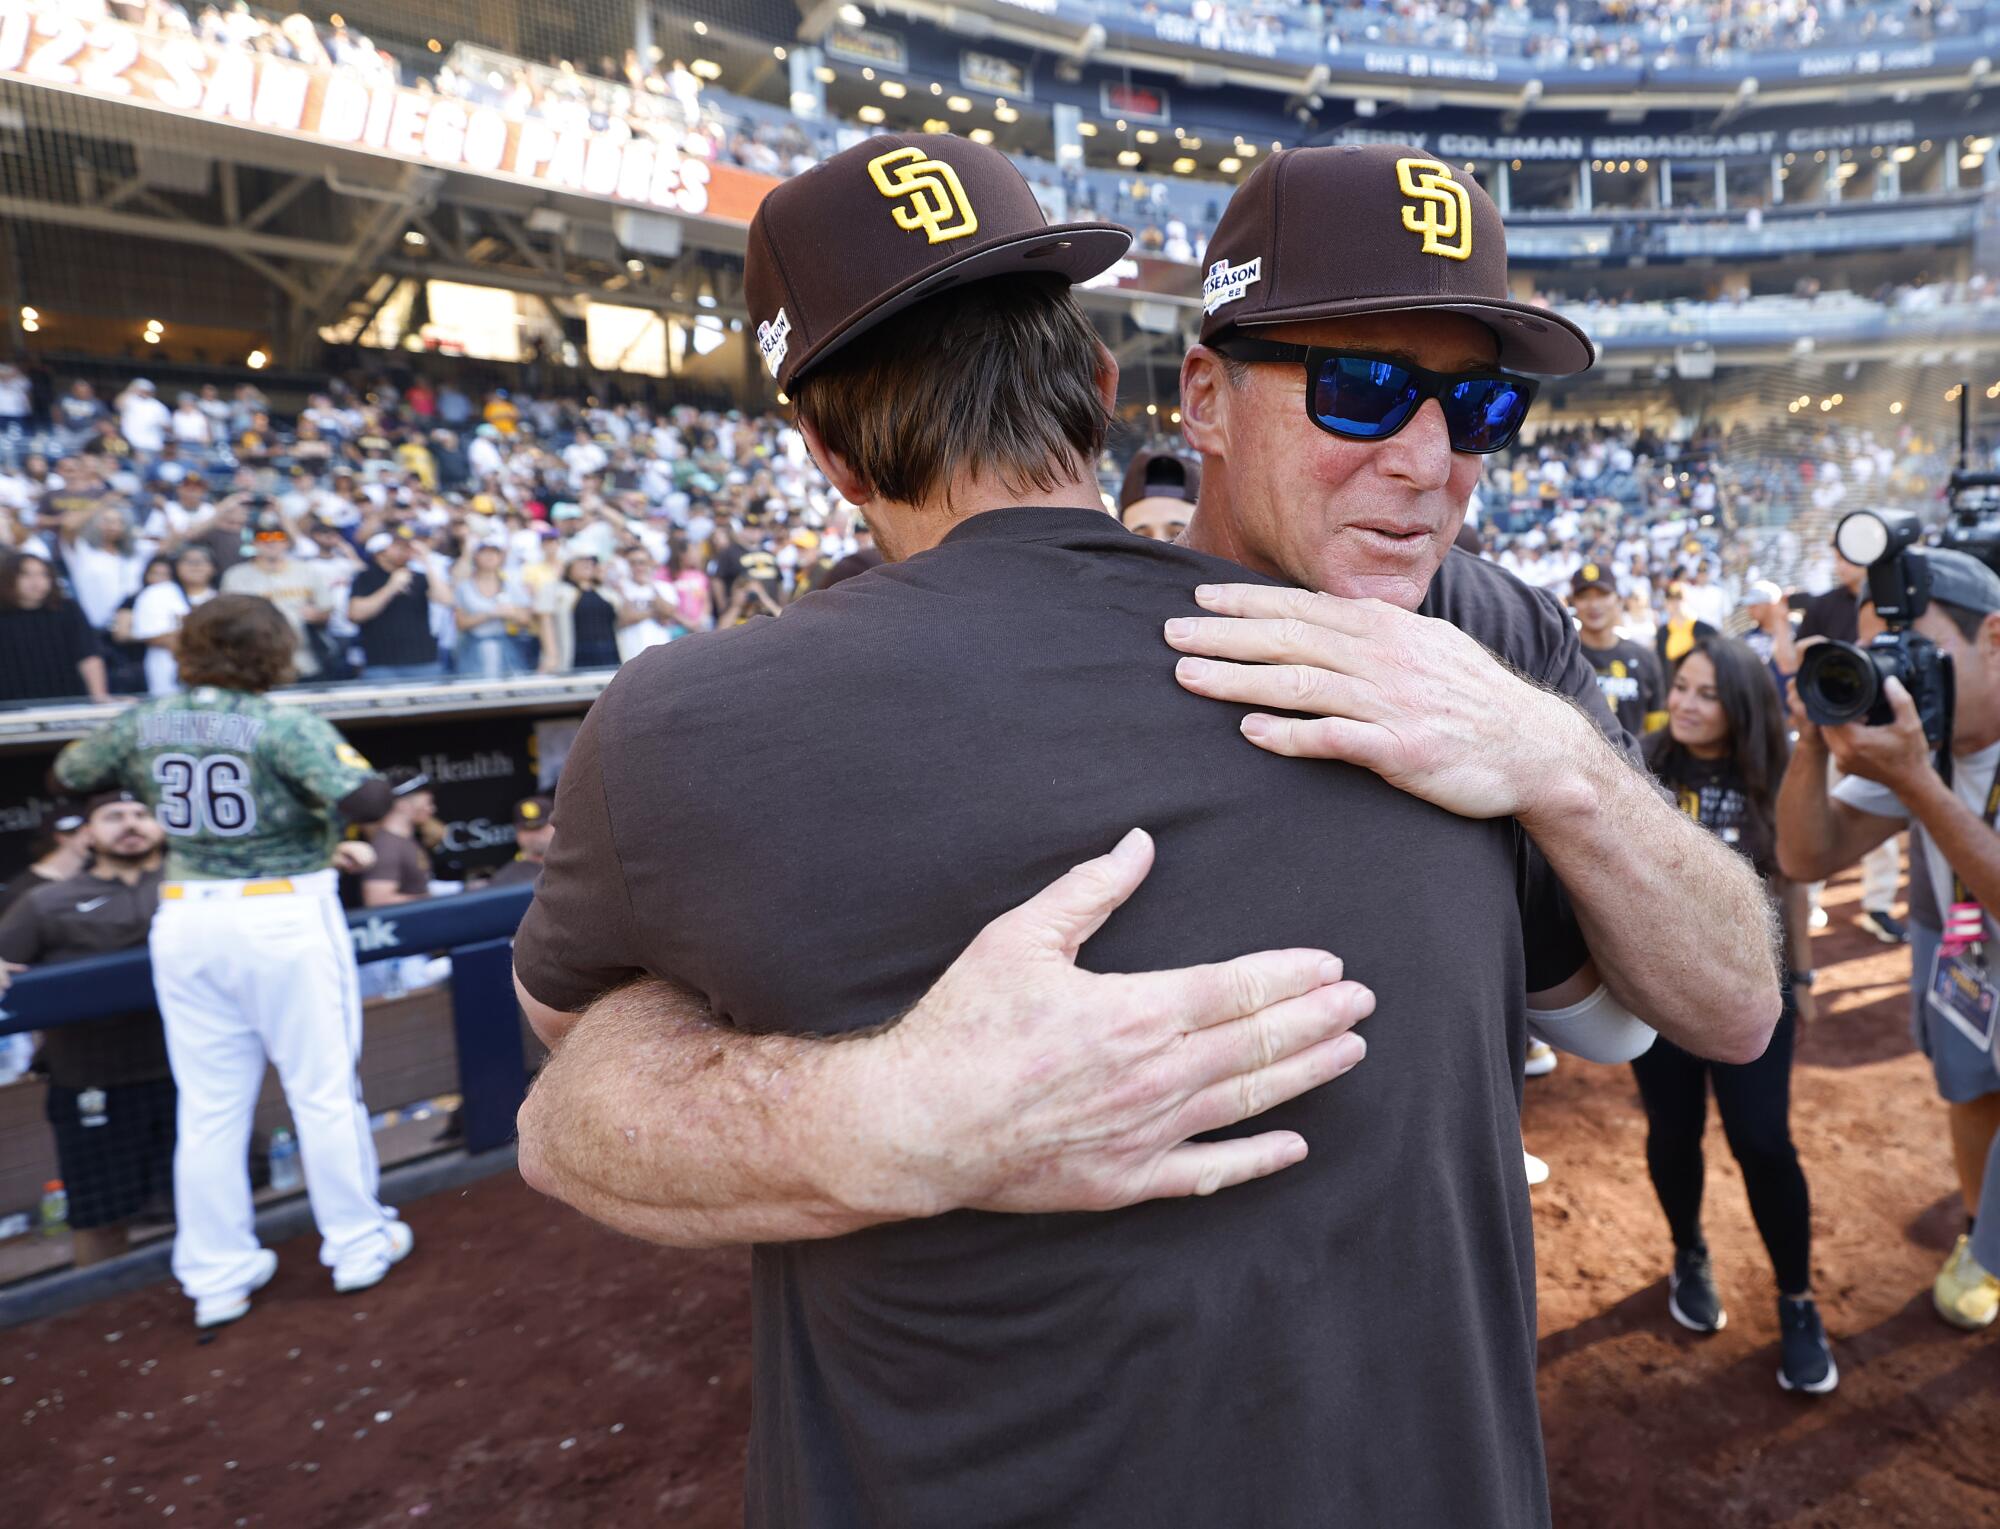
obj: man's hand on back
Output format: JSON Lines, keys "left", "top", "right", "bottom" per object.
{"left": 1164, "top": 583, "right": 1587, "bottom": 823}
{"left": 853, "top": 828, "right": 1375, "bottom": 1216}
{"left": 517, "top": 831, "right": 1374, "bottom": 1246}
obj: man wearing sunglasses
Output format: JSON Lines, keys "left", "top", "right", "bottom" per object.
{"left": 1164, "top": 143, "right": 1779, "bottom": 1095}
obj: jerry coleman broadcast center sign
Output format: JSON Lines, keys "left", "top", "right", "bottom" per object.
{"left": 0, "top": 0, "right": 778, "bottom": 221}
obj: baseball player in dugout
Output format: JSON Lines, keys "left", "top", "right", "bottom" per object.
{"left": 513, "top": 138, "right": 1780, "bottom": 1526}
{"left": 52, "top": 594, "right": 413, "bottom": 1329}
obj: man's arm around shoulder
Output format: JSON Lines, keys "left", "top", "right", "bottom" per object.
{"left": 514, "top": 832, "right": 1375, "bottom": 1248}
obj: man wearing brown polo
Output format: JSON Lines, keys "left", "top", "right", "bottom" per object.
{"left": 515, "top": 139, "right": 1776, "bottom": 1525}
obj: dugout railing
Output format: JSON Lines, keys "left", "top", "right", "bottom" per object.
{"left": 0, "top": 882, "right": 536, "bottom": 1285}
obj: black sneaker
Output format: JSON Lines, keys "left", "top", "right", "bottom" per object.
{"left": 1668, "top": 1246, "right": 1727, "bottom": 1333}
{"left": 1858, "top": 910, "right": 1908, "bottom": 946}
{"left": 1777, "top": 1296, "right": 1839, "bottom": 1395}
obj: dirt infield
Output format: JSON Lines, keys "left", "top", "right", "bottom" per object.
{"left": 8, "top": 867, "right": 1999, "bottom": 1528}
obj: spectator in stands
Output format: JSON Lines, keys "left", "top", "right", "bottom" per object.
{"left": 192, "top": 494, "right": 253, "bottom": 576}
{"left": 0, "top": 802, "right": 90, "bottom": 923}
{"left": 611, "top": 545, "right": 675, "bottom": 659}
{"left": 349, "top": 527, "right": 450, "bottom": 681}
{"left": 130, "top": 543, "right": 218, "bottom": 696}
{"left": 453, "top": 540, "right": 532, "bottom": 679}
{"left": 0, "top": 362, "right": 32, "bottom": 461}
{"left": 361, "top": 771, "right": 437, "bottom": 908}
{"left": 55, "top": 380, "right": 107, "bottom": 444}
{"left": 59, "top": 504, "right": 143, "bottom": 633}
{"left": 140, "top": 477, "right": 215, "bottom": 558}
{"left": 536, "top": 555, "right": 624, "bottom": 672}
{"left": 220, "top": 511, "right": 343, "bottom": 682}
{"left": 170, "top": 393, "right": 211, "bottom": 449}
{"left": 0, "top": 549, "right": 109, "bottom": 704}
{"left": 115, "top": 380, "right": 171, "bottom": 465}
{"left": 102, "top": 556, "right": 174, "bottom": 696}
{"left": 0, "top": 792, "right": 172, "bottom": 1267}
{"left": 485, "top": 795, "right": 554, "bottom": 888}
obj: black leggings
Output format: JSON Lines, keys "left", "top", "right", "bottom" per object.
{"left": 1630, "top": 1005, "right": 1812, "bottom": 1296}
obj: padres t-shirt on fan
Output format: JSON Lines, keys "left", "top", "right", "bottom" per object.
{"left": 517, "top": 508, "right": 1614, "bottom": 1529}
{"left": 53, "top": 690, "right": 374, "bottom": 880}
{"left": 1582, "top": 637, "right": 1666, "bottom": 739}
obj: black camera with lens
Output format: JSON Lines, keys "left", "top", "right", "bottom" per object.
{"left": 1794, "top": 509, "right": 1955, "bottom": 747}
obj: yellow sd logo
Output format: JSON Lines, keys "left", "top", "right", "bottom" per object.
{"left": 868, "top": 147, "right": 980, "bottom": 245}
{"left": 1395, "top": 157, "right": 1473, "bottom": 261}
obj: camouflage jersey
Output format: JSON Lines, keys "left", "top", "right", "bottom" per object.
{"left": 54, "top": 688, "right": 376, "bottom": 881}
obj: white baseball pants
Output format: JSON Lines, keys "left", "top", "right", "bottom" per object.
{"left": 150, "top": 869, "right": 399, "bottom": 1300}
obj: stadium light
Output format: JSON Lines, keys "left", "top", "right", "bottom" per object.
{"left": 1183, "top": 137, "right": 1202, "bottom": 150}
{"left": 246, "top": 350, "right": 267, "bottom": 370}
{"left": 626, "top": 258, "right": 644, "bottom": 274}
{"left": 1146, "top": 404, "right": 1158, "bottom": 416}
{"left": 816, "top": 66, "right": 836, "bottom": 83}
{"left": 1136, "top": 129, "right": 1158, "bottom": 144}
{"left": 1219, "top": 157, "right": 1242, "bottom": 173}
{"left": 1963, "top": 153, "right": 1986, "bottom": 171}
{"left": 1636, "top": 159, "right": 1648, "bottom": 172}
{"left": 20, "top": 317, "right": 38, "bottom": 333}
{"left": 404, "top": 230, "right": 427, "bottom": 246}
{"left": 19, "top": 306, "right": 35, "bottom": 322}
{"left": 952, "top": 96, "right": 976, "bottom": 113}
{"left": 426, "top": 38, "right": 440, "bottom": 53}
{"left": 970, "top": 128, "right": 995, "bottom": 145}
{"left": 774, "top": 46, "right": 788, "bottom": 60}
{"left": 1173, "top": 158, "right": 1196, "bottom": 174}
{"left": 995, "top": 104, "right": 1019, "bottom": 124}
{"left": 924, "top": 118, "right": 949, "bottom": 133}
{"left": 1238, "top": 143, "right": 1257, "bottom": 158}
{"left": 931, "top": 83, "right": 942, "bottom": 95}
{"left": 1511, "top": 159, "right": 1522, "bottom": 170}
{"left": 693, "top": 20, "right": 706, "bottom": 34}
{"left": 1117, "top": 150, "right": 1141, "bottom": 166}
{"left": 881, "top": 80, "right": 906, "bottom": 97}
{"left": 1891, "top": 401, "right": 1904, "bottom": 414}
{"left": 862, "top": 67, "right": 875, "bottom": 80}
{"left": 691, "top": 59, "right": 721, "bottom": 80}
{"left": 1922, "top": 140, "right": 1934, "bottom": 152}
{"left": 1819, "top": 400, "right": 1832, "bottom": 412}
{"left": 1115, "top": 119, "right": 1127, "bottom": 131}
{"left": 858, "top": 105, "right": 885, "bottom": 124}
{"left": 1170, "top": 411, "right": 1181, "bottom": 424}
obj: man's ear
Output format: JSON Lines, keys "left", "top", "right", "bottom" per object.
{"left": 1091, "top": 340, "right": 1121, "bottom": 417}
{"left": 795, "top": 412, "right": 872, "bottom": 507}
{"left": 1179, "top": 345, "right": 1231, "bottom": 462}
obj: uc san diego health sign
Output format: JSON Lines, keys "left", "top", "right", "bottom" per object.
{"left": 0, "top": 0, "right": 778, "bottom": 220}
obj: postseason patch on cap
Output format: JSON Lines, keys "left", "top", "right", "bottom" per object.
{"left": 1202, "top": 256, "right": 1262, "bottom": 316}
{"left": 757, "top": 308, "right": 792, "bottom": 379}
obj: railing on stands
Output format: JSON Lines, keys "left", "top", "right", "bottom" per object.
{"left": 0, "top": 884, "right": 536, "bottom": 1155}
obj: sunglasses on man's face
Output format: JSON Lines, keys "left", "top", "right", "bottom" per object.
{"left": 1208, "top": 339, "right": 1538, "bottom": 455}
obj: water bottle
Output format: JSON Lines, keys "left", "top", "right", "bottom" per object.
{"left": 39, "top": 1179, "right": 67, "bottom": 1236}
{"left": 269, "top": 1128, "right": 304, "bottom": 1192}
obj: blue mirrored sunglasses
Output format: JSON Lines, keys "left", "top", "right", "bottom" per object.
{"left": 1209, "top": 340, "right": 1538, "bottom": 455}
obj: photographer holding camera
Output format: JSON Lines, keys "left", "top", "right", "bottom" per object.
{"left": 1776, "top": 515, "right": 2000, "bottom": 1332}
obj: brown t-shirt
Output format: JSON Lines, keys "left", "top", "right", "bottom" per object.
{"left": 515, "top": 509, "right": 1617, "bottom": 1529}
{"left": 363, "top": 829, "right": 430, "bottom": 898}
{"left": 0, "top": 867, "right": 170, "bottom": 1088}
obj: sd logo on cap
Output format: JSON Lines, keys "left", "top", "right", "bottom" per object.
{"left": 744, "top": 133, "right": 1131, "bottom": 393}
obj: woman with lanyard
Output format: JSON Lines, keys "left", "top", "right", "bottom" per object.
{"left": 1634, "top": 634, "right": 1837, "bottom": 1394}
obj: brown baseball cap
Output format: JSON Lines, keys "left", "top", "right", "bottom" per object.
{"left": 1119, "top": 448, "right": 1202, "bottom": 511}
{"left": 744, "top": 133, "right": 1130, "bottom": 392}
{"left": 1571, "top": 561, "right": 1616, "bottom": 596}
{"left": 1197, "top": 143, "right": 1595, "bottom": 378}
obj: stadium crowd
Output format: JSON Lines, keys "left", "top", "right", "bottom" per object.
{"left": 0, "top": 374, "right": 878, "bottom": 704}
{"left": 0, "top": 354, "right": 1959, "bottom": 711}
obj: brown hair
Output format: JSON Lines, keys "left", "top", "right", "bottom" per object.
{"left": 791, "top": 274, "right": 1111, "bottom": 510}
{"left": 175, "top": 594, "right": 297, "bottom": 693}
{"left": 0, "top": 550, "right": 62, "bottom": 612}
